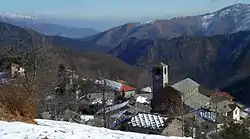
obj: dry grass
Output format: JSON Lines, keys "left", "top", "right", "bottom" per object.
{"left": 0, "top": 85, "right": 38, "bottom": 124}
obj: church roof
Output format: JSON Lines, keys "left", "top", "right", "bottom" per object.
{"left": 171, "top": 78, "right": 200, "bottom": 94}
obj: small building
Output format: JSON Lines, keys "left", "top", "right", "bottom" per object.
{"left": 227, "top": 104, "right": 241, "bottom": 121}
{"left": 66, "top": 69, "right": 79, "bottom": 85}
{"left": 96, "top": 79, "right": 136, "bottom": 99}
{"left": 209, "top": 96, "right": 242, "bottom": 122}
{"left": 11, "top": 63, "right": 25, "bottom": 78}
{"left": 119, "top": 83, "right": 136, "bottom": 98}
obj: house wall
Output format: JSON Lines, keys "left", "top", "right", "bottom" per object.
{"left": 233, "top": 107, "right": 241, "bottom": 121}
{"left": 124, "top": 90, "right": 135, "bottom": 98}
{"left": 11, "top": 63, "right": 25, "bottom": 78}
{"left": 184, "top": 87, "right": 199, "bottom": 100}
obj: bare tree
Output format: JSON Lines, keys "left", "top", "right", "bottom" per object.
{"left": 2, "top": 18, "right": 53, "bottom": 92}
{"left": 0, "top": 16, "right": 55, "bottom": 121}
{"left": 96, "top": 71, "right": 114, "bottom": 128}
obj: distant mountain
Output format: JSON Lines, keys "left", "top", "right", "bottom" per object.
{"left": 109, "top": 31, "right": 250, "bottom": 106}
{"left": 0, "top": 13, "right": 99, "bottom": 38}
{"left": 86, "top": 3, "right": 250, "bottom": 47}
{"left": 0, "top": 21, "right": 144, "bottom": 86}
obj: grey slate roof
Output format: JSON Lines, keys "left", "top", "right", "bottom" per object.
{"left": 171, "top": 78, "right": 200, "bottom": 94}
{"left": 209, "top": 99, "right": 235, "bottom": 113}
{"left": 95, "top": 100, "right": 130, "bottom": 115}
{"left": 171, "top": 78, "right": 210, "bottom": 109}
{"left": 185, "top": 93, "right": 210, "bottom": 109}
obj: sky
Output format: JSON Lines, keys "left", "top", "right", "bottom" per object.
{"left": 0, "top": 0, "right": 249, "bottom": 20}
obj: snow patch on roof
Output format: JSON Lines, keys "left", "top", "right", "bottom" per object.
{"left": 136, "top": 96, "right": 150, "bottom": 104}
{"left": 130, "top": 113, "right": 168, "bottom": 130}
{"left": 141, "top": 86, "right": 152, "bottom": 93}
{"left": 80, "top": 115, "right": 94, "bottom": 122}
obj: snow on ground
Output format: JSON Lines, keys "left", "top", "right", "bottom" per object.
{"left": 0, "top": 119, "right": 192, "bottom": 139}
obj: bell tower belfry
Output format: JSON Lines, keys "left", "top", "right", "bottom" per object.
{"left": 151, "top": 62, "right": 168, "bottom": 112}
{"left": 152, "top": 62, "right": 168, "bottom": 92}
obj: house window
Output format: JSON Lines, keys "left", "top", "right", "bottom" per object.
{"left": 235, "top": 109, "right": 238, "bottom": 115}
{"left": 155, "top": 68, "right": 161, "bottom": 75}
{"left": 164, "top": 68, "right": 167, "bottom": 75}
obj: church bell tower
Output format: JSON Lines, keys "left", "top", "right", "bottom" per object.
{"left": 151, "top": 62, "right": 168, "bottom": 111}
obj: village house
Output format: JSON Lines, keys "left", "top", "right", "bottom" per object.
{"left": 11, "top": 63, "right": 25, "bottom": 78}
{"left": 95, "top": 79, "right": 136, "bottom": 99}
{"left": 208, "top": 95, "right": 243, "bottom": 122}
{"left": 0, "top": 57, "right": 26, "bottom": 84}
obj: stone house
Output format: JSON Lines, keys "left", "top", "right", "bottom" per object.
{"left": 96, "top": 79, "right": 136, "bottom": 99}
{"left": 227, "top": 104, "right": 241, "bottom": 121}
{"left": 209, "top": 96, "right": 242, "bottom": 122}
{"left": 11, "top": 63, "right": 25, "bottom": 78}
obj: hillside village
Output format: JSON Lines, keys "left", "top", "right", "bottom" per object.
{"left": 1, "top": 3, "right": 250, "bottom": 139}
{"left": 1, "top": 59, "right": 249, "bottom": 139}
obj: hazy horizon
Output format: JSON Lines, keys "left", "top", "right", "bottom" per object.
{"left": 0, "top": 0, "right": 249, "bottom": 31}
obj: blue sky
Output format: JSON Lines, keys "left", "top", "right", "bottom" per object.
{"left": 0, "top": 0, "right": 249, "bottom": 20}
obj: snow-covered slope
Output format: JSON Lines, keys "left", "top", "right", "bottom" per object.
{"left": 201, "top": 3, "right": 250, "bottom": 33}
{"left": 86, "top": 3, "right": 250, "bottom": 47}
{"left": 0, "top": 119, "right": 192, "bottom": 139}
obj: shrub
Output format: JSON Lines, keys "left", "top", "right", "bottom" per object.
{"left": 0, "top": 85, "right": 38, "bottom": 123}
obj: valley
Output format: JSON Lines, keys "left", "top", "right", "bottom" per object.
{"left": 1, "top": 2, "right": 250, "bottom": 139}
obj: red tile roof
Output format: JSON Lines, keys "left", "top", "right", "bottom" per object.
{"left": 119, "top": 84, "right": 136, "bottom": 92}
{"left": 211, "top": 92, "right": 235, "bottom": 100}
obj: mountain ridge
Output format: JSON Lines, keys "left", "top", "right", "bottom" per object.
{"left": 0, "top": 21, "right": 144, "bottom": 86}
{"left": 85, "top": 3, "right": 250, "bottom": 48}
{"left": 0, "top": 13, "right": 99, "bottom": 38}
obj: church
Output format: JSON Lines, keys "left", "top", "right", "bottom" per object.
{"left": 150, "top": 62, "right": 210, "bottom": 117}
{"left": 150, "top": 62, "right": 182, "bottom": 117}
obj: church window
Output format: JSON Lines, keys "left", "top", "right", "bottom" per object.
{"left": 155, "top": 68, "right": 161, "bottom": 74}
